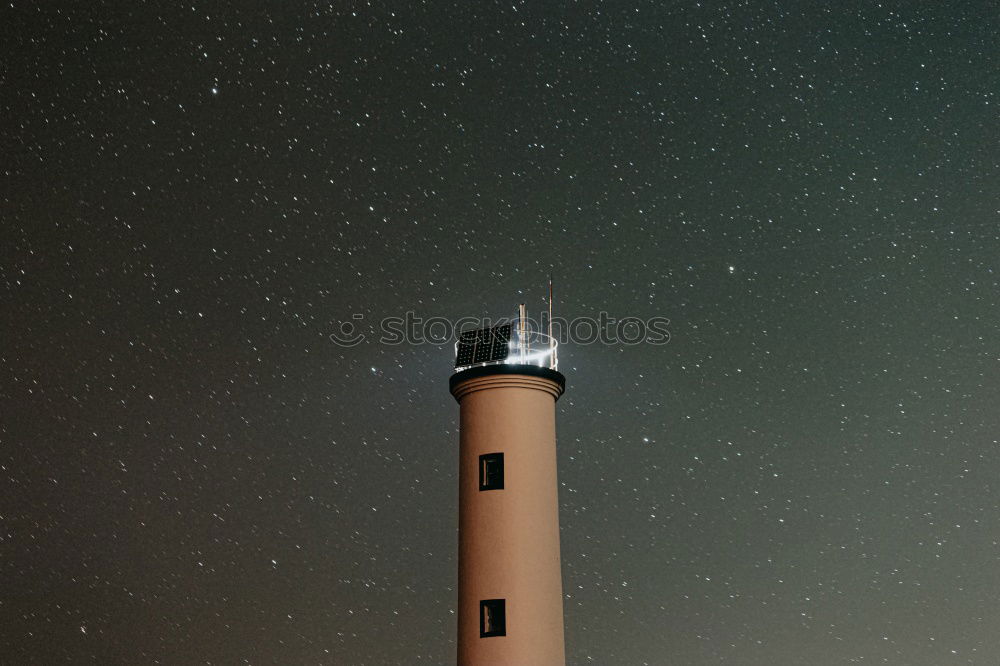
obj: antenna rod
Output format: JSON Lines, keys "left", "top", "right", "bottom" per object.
{"left": 548, "top": 276, "right": 554, "bottom": 369}
{"left": 519, "top": 302, "right": 527, "bottom": 362}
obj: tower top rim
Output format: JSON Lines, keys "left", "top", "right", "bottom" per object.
{"left": 449, "top": 364, "right": 566, "bottom": 402}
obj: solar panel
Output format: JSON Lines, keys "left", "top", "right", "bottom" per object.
{"left": 454, "top": 329, "right": 479, "bottom": 367}
{"left": 455, "top": 324, "right": 511, "bottom": 367}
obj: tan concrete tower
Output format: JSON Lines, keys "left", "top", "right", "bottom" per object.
{"left": 449, "top": 320, "right": 566, "bottom": 666}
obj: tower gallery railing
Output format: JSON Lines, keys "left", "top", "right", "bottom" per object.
{"left": 453, "top": 330, "right": 558, "bottom": 373}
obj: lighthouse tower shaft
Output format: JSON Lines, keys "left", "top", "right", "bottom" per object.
{"left": 451, "top": 366, "right": 566, "bottom": 666}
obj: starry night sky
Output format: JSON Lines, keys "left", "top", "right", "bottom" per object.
{"left": 3, "top": 2, "right": 999, "bottom": 664}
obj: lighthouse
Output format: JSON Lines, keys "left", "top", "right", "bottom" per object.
{"left": 449, "top": 304, "right": 566, "bottom": 665}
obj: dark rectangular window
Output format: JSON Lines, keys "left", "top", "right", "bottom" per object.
{"left": 479, "top": 453, "right": 504, "bottom": 491}
{"left": 480, "top": 599, "right": 506, "bottom": 637}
